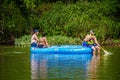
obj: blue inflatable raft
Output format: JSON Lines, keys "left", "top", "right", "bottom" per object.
{"left": 30, "top": 45, "right": 92, "bottom": 54}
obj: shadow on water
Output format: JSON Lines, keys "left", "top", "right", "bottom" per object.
{"left": 31, "top": 53, "right": 93, "bottom": 80}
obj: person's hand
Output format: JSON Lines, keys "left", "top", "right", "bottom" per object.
{"left": 97, "top": 44, "right": 101, "bottom": 47}
{"left": 47, "top": 45, "right": 49, "bottom": 47}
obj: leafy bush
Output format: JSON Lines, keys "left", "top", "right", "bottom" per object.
{"left": 15, "top": 35, "right": 31, "bottom": 46}
{"left": 38, "top": 1, "right": 120, "bottom": 41}
{"left": 48, "top": 35, "right": 82, "bottom": 45}
{"left": 15, "top": 35, "right": 82, "bottom": 46}
{"left": 1, "top": 0, "right": 120, "bottom": 45}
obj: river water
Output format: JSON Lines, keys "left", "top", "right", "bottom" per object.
{"left": 0, "top": 46, "right": 120, "bottom": 80}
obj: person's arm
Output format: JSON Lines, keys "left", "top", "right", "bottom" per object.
{"left": 90, "top": 35, "right": 100, "bottom": 46}
{"left": 34, "top": 35, "right": 39, "bottom": 42}
{"left": 84, "top": 34, "right": 90, "bottom": 41}
{"left": 94, "top": 36, "right": 100, "bottom": 46}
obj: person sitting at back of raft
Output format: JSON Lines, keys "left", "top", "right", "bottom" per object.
{"left": 31, "top": 29, "right": 39, "bottom": 47}
{"left": 38, "top": 32, "right": 49, "bottom": 48}
{"left": 89, "top": 30, "right": 101, "bottom": 56}
{"left": 83, "top": 30, "right": 101, "bottom": 57}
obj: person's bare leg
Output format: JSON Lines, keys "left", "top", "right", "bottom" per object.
{"left": 95, "top": 46, "right": 101, "bottom": 59}
{"left": 95, "top": 46, "right": 101, "bottom": 54}
{"left": 91, "top": 46, "right": 96, "bottom": 58}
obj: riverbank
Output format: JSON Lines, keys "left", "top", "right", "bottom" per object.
{"left": 102, "top": 39, "right": 120, "bottom": 46}
{"left": 14, "top": 35, "right": 120, "bottom": 47}
{"left": 15, "top": 35, "right": 82, "bottom": 47}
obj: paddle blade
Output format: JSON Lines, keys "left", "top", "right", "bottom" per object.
{"left": 103, "top": 49, "right": 109, "bottom": 54}
{"left": 102, "top": 48, "right": 109, "bottom": 54}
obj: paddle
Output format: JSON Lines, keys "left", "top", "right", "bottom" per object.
{"left": 101, "top": 47, "right": 109, "bottom": 54}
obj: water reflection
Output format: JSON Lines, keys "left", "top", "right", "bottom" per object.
{"left": 31, "top": 54, "right": 48, "bottom": 80}
{"left": 31, "top": 53, "right": 93, "bottom": 80}
{"left": 87, "top": 54, "right": 100, "bottom": 80}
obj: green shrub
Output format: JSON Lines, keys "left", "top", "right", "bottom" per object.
{"left": 15, "top": 35, "right": 82, "bottom": 46}
{"left": 48, "top": 35, "right": 82, "bottom": 45}
{"left": 38, "top": 1, "right": 120, "bottom": 42}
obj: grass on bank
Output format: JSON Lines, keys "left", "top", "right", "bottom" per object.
{"left": 15, "top": 35, "right": 120, "bottom": 47}
{"left": 15, "top": 35, "right": 82, "bottom": 46}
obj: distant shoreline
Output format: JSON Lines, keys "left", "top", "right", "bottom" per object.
{"left": 0, "top": 42, "right": 120, "bottom": 47}
{"left": 0, "top": 35, "right": 120, "bottom": 47}
{"left": 101, "top": 43, "right": 120, "bottom": 46}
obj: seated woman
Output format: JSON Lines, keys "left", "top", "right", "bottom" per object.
{"left": 31, "top": 29, "right": 39, "bottom": 47}
{"left": 38, "top": 32, "right": 49, "bottom": 48}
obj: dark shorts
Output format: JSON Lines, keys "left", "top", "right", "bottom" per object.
{"left": 82, "top": 41, "right": 89, "bottom": 47}
{"left": 31, "top": 42, "right": 44, "bottom": 48}
{"left": 82, "top": 41, "right": 97, "bottom": 48}
{"left": 38, "top": 45, "right": 44, "bottom": 48}
{"left": 31, "top": 42, "right": 37, "bottom": 47}
{"left": 88, "top": 44, "right": 97, "bottom": 48}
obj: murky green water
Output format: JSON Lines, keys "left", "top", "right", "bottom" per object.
{"left": 0, "top": 46, "right": 120, "bottom": 80}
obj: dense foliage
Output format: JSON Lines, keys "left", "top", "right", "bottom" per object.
{"left": 0, "top": 0, "right": 120, "bottom": 44}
